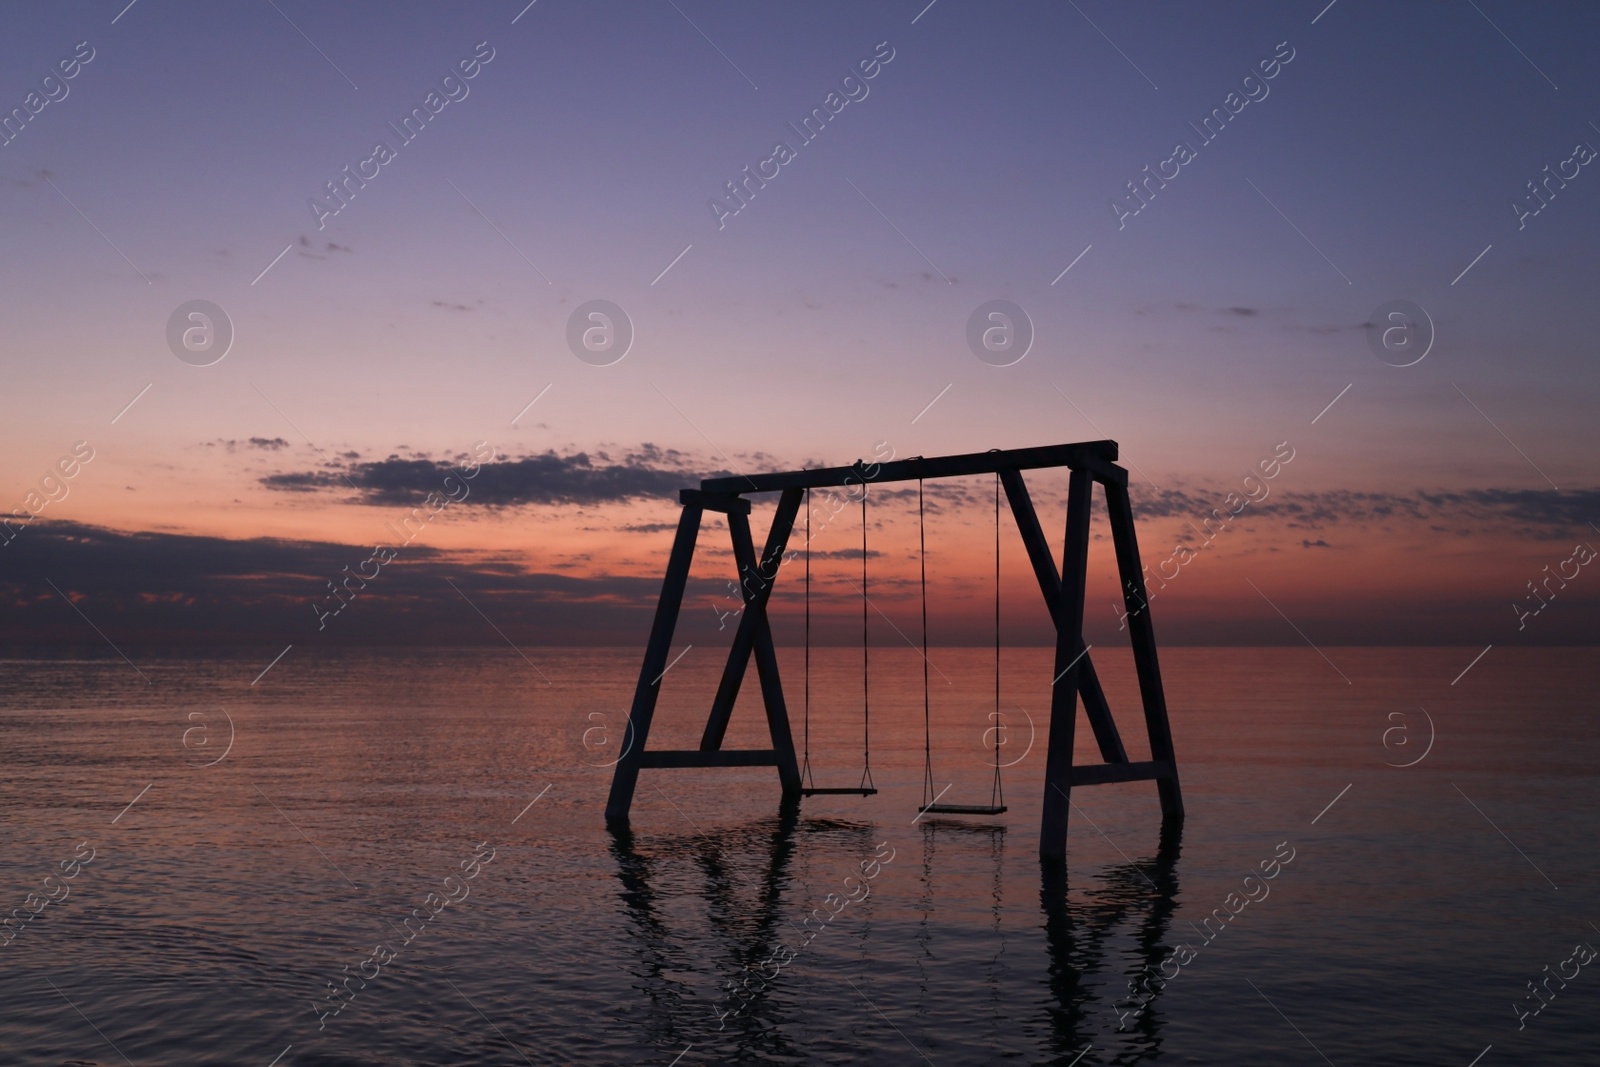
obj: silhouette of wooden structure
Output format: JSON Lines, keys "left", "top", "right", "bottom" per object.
{"left": 603, "top": 441, "right": 1183, "bottom": 860}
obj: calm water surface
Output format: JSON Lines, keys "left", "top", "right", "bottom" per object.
{"left": 0, "top": 646, "right": 1595, "bottom": 1065}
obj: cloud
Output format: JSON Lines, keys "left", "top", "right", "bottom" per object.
{"left": 295, "top": 236, "right": 354, "bottom": 260}
{"left": 0, "top": 519, "right": 662, "bottom": 646}
{"left": 261, "top": 444, "right": 731, "bottom": 507}
{"left": 5, "top": 513, "right": 1596, "bottom": 648}
{"left": 257, "top": 435, "right": 1600, "bottom": 546}
{"left": 259, "top": 471, "right": 336, "bottom": 493}
{"left": 1132, "top": 485, "right": 1600, "bottom": 536}
{"left": 1170, "top": 302, "right": 1262, "bottom": 316}
{"left": 1417, "top": 488, "right": 1600, "bottom": 529}
{"left": 806, "top": 548, "right": 884, "bottom": 560}
{"left": 1162, "top": 303, "right": 1358, "bottom": 333}
{"left": 205, "top": 437, "right": 292, "bottom": 453}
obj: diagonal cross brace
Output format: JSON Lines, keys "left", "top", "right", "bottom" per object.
{"left": 698, "top": 488, "right": 801, "bottom": 752}
{"left": 721, "top": 504, "right": 803, "bottom": 794}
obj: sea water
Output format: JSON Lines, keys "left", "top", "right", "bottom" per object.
{"left": 0, "top": 646, "right": 1594, "bottom": 1065}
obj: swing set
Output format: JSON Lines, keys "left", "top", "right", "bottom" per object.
{"left": 603, "top": 441, "right": 1183, "bottom": 860}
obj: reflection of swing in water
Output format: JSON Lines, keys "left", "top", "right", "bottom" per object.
{"left": 604, "top": 811, "right": 1185, "bottom": 1062}
{"left": 604, "top": 442, "right": 1184, "bottom": 860}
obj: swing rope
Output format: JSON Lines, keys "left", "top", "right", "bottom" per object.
{"left": 920, "top": 477, "right": 934, "bottom": 810}
{"left": 801, "top": 487, "right": 814, "bottom": 791}
{"left": 991, "top": 471, "right": 1005, "bottom": 811}
{"left": 859, "top": 483, "right": 874, "bottom": 792}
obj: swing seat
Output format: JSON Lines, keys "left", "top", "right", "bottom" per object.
{"left": 801, "top": 786, "right": 880, "bottom": 796}
{"left": 911, "top": 475, "right": 1007, "bottom": 823}
{"left": 918, "top": 802, "right": 1007, "bottom": 816}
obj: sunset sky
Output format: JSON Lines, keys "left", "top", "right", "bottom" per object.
{"left": 2, "top": 0, "right": 1597, "bottom": 648}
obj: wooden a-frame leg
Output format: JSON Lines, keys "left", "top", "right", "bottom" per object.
{"left": 1105, "top": 481, "right": 1184, "bottom": 821}
{"left": 605, "top": 503, "right": 705, "bottom": 828}
{"left": 1040, "top": 468, "right": 1093, "bottom": 862}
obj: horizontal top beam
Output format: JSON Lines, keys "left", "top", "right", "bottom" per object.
{"left": 699, "top": 441, "right": 1123, "bottom": 494}
{"left": 678, "top": 489, "right": 752, "bottom": 514}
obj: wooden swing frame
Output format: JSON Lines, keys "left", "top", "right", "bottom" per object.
{"left": 602, "top": 441, "right": 1183, "bottom": 861}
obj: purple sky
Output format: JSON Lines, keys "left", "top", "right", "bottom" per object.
{"left": 2, "top": 0, "right": 1597, "bottom": 647}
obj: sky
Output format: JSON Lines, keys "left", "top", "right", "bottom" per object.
{"left": 2, "top": 0, "right": 1598, "bottom": 649}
